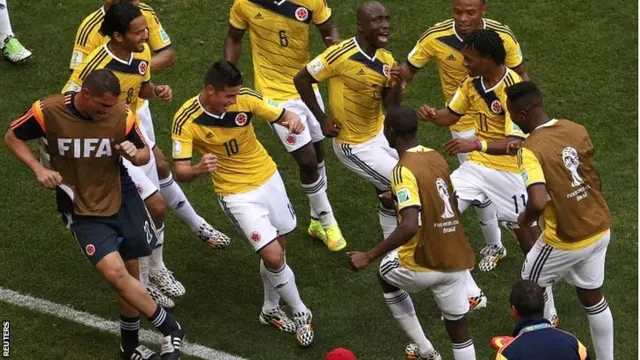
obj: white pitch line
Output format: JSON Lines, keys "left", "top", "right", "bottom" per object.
{"left": 0, "top": 287, "right": 247, "bottom": 360}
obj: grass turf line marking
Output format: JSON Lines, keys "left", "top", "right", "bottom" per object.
{"left": 0, "top": 287, "right": 246, "bottom": 360}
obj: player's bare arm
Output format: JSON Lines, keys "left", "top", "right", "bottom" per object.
{"left": 174, "top": 154, "right": 218, "bottom": 183}
{"left": 294, "top": 68, "right": 339, "bottom": 137}
{"left": 115, "top": 140, "right": 150, "bottom": 166}
{"left": 511, "top": 63, "right": 529, "bottom": 81}
{"left": 418, "top": 106, "right": 461, "bottom": 126}
{"left": 382, "top": 72, "right": 404, "bottom": 110}
{"left": 444, "top": 136, "right": 524, "bottom": 156}
{"left": 223, "top": 26, "right": 245, "bottom": 64}
{"left": 150, "top": 46, "right": 177, "bottom": 72}
{"left": 4, "top": 129, "right": 62, "bottom": 188}
{"left": 139, "top": 82, "right": 172, "bottom": 101}
{"left": 317, "top": 17, "right": 340, "bottom": 47}
{"left": 348, "top": 207, "right": 420, "bottom": 270}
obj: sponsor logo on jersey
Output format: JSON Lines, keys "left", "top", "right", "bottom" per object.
{"left": 295, "top": 7, "right": 309, "bottom": 21}
{"left": 250, "top": 232, "right": 261, "bottom": 242}
{"left": 172, "top": 140, "right": 182, "bottom": 156}
{"left": 490, "top": 100, "right": 502, "bottom": 114}
{"left": 307, "top": 58, "right": 324, "bottom": 76}
{"left": 160, "top": 28, "right": 170, "bottom": 42}
{"left": 71, "top": 50, "right": 84, "bottom": 68}
{"left": 58, "top": 138, "right": 113, "bottom": 158}
{"left": 85, "top": 244, "right": 96, "bottom": 256}
{"left": 396, "top": 188, "right": 411, "bottom": 205}
{"left": 235, "top": 112, "right": 248, "bottom": 126}
{"left": 138, "top": 61, "right": 148, "bottom": 75}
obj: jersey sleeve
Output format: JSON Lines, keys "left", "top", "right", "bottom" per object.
{"left": 311, "top": 0, "right": 332, "bottom": 25}
{"left": 406, "top": 38, "right": 434, "bottom": 69}
{"left": 145, "top": 11, "right": 172, "bottom": 52}
{"left": 518, "top": 147, "right": 545, "bottom": 188}
{"left": 391, "top": 165, "right": 421, "bottom": 212}
{"left": 447, "top": 82, "right": 469, "bottom": 115}
{"left": 306, "top": 44, "right": 340, "bottom": 82}
{"left": 10, "top": 101, "right": 46, "bottom": 140}
{"left": 229, "top": 0, "right": 248, "bottom": 30}
{"left": 502, "top": 33, "right": 524, "bottom": 68}
{"left": 124, "top": 109, "right": 146, "bottom": 148}
{"left": 171, "top": 116, "right": 194, "bottom": 161}
{"left": 252, "top": 96, "right": 285, "bottom": 123}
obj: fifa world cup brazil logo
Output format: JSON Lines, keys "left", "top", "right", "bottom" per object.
{"left": 562, "top": 147, "right": 584, "bottom": 187}
{"left": 436, "top": 178, "right": 455, "bottom": 219}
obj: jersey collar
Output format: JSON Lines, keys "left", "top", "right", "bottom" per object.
{"left": 103, "top": 43, "right": 133, "bottom": 65}
{"left": 352, "top": 37, "right": 377, "bottom": 62}
{"left": 479, "top": 67, "right": 509, "bottom": 93}
{"left": 453, "top": 18, "right": 487, "bottom": 42}
{"left": 197, "top": 95, "right": 226, "bottom": 119}
{"left": 533, "top": 119, "right": 558, "bottom": 131}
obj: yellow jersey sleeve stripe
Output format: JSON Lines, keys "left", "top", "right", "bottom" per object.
{"left": 77, "top": 10, "right": 104, "bottom": 46}
{"left": 172, "top": 99, "right": 200, "bottom": 135}
{"left": 326, "top": 40, "right": 356, "bottom": 64}
{"left": 392, "top": 165, "right": 403, "bottom": 185}
{"left": 239, "top": 88, "right": 263, "bottom": 99}
{"left": 486, "top": 23, "right": 518, "bottom": 43}
{"left": 78, "top": 48, "right": 109, "bottom": 81}
{"left": 325, "top": 40, "right": 351, "bottom": 60}
{"left": 504, "top": 73, "right": 515, "bottom": 87}
{"left": 419, "top": 20, "right": 453, "bottom": 42}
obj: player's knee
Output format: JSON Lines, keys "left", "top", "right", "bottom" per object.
{"left": 102, "top": 263, "right": 130, "bottom": 289}
{"left": 259, "top": 240, "right": 285, "bottom": 270}
{"left": 377, "top": 273, "right": 399, "bottom": 293}
{"left": 145, "top": 192, "right": 166, "bottom": 221}
{"left": 576, "top": 287, "right": 603, "bottom": 308}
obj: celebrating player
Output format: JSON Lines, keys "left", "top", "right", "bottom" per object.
{"left": 349, "top": 106, "right": 477, "bottom": 360}
{"left": 61, "top": 2, "right": 181, "bottom": 307}
{"left": 4, "top": 69, "right": 184, "bottom": 360}
{"left": 419, "top": 29, "right": 539, "bottom": 276}
{"left": 294, "top": 1, "right": 403, "bottom": 240}
{"left": 507, "top": 81, "right": 614, "bottom": 359}
{"left": 171, "top": 61, "right": 315, "bottom": 347}
{"left": 223, "top": 0, "right": 346, "bottom": 251}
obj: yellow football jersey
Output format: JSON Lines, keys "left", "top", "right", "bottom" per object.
{"left": 229, "top": 0, "right": 332, "bottom": 101}
{"left": 171, "top": 89, "right": 285, "bottom": 196}
{"left": 306, "top": 38, "right": 396, "bottom": 144}
{"left": 518, "top": 122, "right": 608, "bottom": 251}
{"left": 448, "top": 68, "right": 525, "bottom": 172}
{"left": 407, "top": 19, "right": 523, "bottom": 132}
{"left": 63, "top": 44, "right": 152, "bottom": 112}
{"left": 392, "top": 146, "right": 435, "bottom": 272}
{"left": 69, "top": 3, "right": 172, "bottom": 70}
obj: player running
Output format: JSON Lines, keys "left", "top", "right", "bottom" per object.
{"left": 4, "top": 69, "right": 184, "bottom": 360}
{"left": 419, "top": 29, "right": 539, "bottom": 278}
{"left": 349, "top": 106, "right": 477, "bottom": 360}
{"left": 397, "top": 0, "right": 529, "bottom": 272}
{"left": 171, "top": 61, "right": 315, "bottom": 347}
{"left": 223, "top": 0, "right": 346, "bottom": 251}
{"left": 507, "top": 81, "right": 614, "bottom": 359}
{"left": 294, "top": 1, "right": 403, "bottom": 240}
{"left": 67, "top": 0, "right": 231, "bottom": 300}
{"left": 62, "top": 2, "right": 184, "bottom": 307}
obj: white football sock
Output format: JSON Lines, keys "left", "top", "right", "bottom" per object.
{"left": 475, "top": 201, "right": 503, "bottom": 248}
{"left": 452, "top": 340, "right": 476, "bottom": 360}
{"left": 464, "top": 270, "right": 482, "bottom": 298}
{"left": 265, "top": 263, "right": 307, "bottom": 315}
{"left": 379, "top": 204, "right": 397, "bottom": 239}
{"left": 585, "top": 297, "right": 614, "bottom": 360}
{"left": 150, "top": 224, "right": 166, "bottom": 275}
{"left": 138, "top": 256, "right": 150, "bottom": 286}
{"left": 0, "top": 0, "right": 13, "bottom": 44}
{"left": 259, "top": 260, "right": 281, "bottom": 312}
{"left": 302, "top": 176, "right": 336, "bottom": 228}
{"left": 159, "top": 174, "right": 206, "bottom": 232}
{"left": 543, "top": 286, "right": 558, "bottom": 319}
{"left": 384, "top": 290, "right": 434, "bottom": 356}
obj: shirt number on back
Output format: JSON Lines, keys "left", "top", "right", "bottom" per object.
{"left": 223, "top": 139, "right": 239, "bottom": 156}
{"left": 279, "top": 30, "right": 289, "bottom": 47}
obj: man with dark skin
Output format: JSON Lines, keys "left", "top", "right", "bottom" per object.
{"left": 506, "top": 81, "right": 613, "bottom": 359}
{"left": 224, "top": 0, "right": 346, "bottom": 251}
{"left": 294, "top": 1, "right": 404, "bottom": 241}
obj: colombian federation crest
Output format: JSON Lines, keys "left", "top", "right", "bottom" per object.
{"left": 138, "top": 61, "right": 148, "bottom": 75}
{"left": 85, "top": 244, "right": 96, "bottom": 256}
{"left": 490, "top": 100, "right": 502, "bottom": 114}
{"left": 295, "top": 7, "right": 309, "bottom": 21}
{"left": 235, "top": 112, "right": 248, "bottom": 126}
{"left": 250, "top": 232, "right": 261, "bottom": 242}
{"left": 383, "top": 64, "right": 390, "bottom": 78}
{"left": 286, "top": 134, "right": 296, "bottom": 145}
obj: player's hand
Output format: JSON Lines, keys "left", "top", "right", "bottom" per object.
{"left": 444, "top": 138, "right": 477, "bottom": 155}
{"left": 115, "top": 140, "right": 139, "bottom": 160}
{"left": 516, "top": 212, "right": 526, "bottom": 228}
{"left": 280, "top": 112, "right": 305, "bottom": 134}
{"left": 321, "top": 117, "right": 340, "bottom": 137}
{"left": 324, "top": 35, "right": 340, "bottom": 46}
{"left": 417, "top": 105, "right": 436, "bottom": 121}
{"left": 378, "top": 191, "right": 394, "bottom": 203}
{"left": 506, "top": 141, "right": 521, "bottom": 156}
{"left": 196, "top": 153, "right": 218, "bottom": 174}
{"left": 348, "top": 251, "right": 372, "bottom": 271}
{"left": 153, "top": 85, "right": 172, "bottom": 102}
{"left": 34, "top": 167, "right": 62, "bottom": 189}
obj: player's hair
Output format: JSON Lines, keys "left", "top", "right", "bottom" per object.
{"left": 82, "top": 69, "right": 121, "bottom": 97}
{"left": 205, "top": 61, "right": 243, "bottom": 90}
{"left": 509, "top": 280, "right": 545, "bottom": 319}
{"left": 386, "top": 106, "right": 418, "bottom": 139}
{"left": 506, "top": 81, "right": 543, "bottom": 109}
{"left": 463, "top": 29, "right": 506, "bottom": 65}
{"left": 99, "top": 2, "right": 142, "bottom": 38}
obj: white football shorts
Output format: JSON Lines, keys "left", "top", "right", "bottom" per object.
{"left": 217, "top": 171, "right": 297, "bottom": 252}
{"left": 270, "top": 91, "right": 325, "bottom": 152}
{"left": 122, "top": 144, "right": 160, "bottom": 201}
{"left": 451, "top": 160, "right": 527, "bottom": 223}
{"left": 450, "top": 128, "right": 476, "bottom": 164}
{"left": 333, "top": 128, "right": 399, "bottom": 191}
{"left": 522, "top": 230, "right": 611, "bottom": 290}
{"left": 380, "top": 250, "right": 470, "bottom": 320}
{"left": 137, "top": 100, "right": 156, "bottom": 146}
